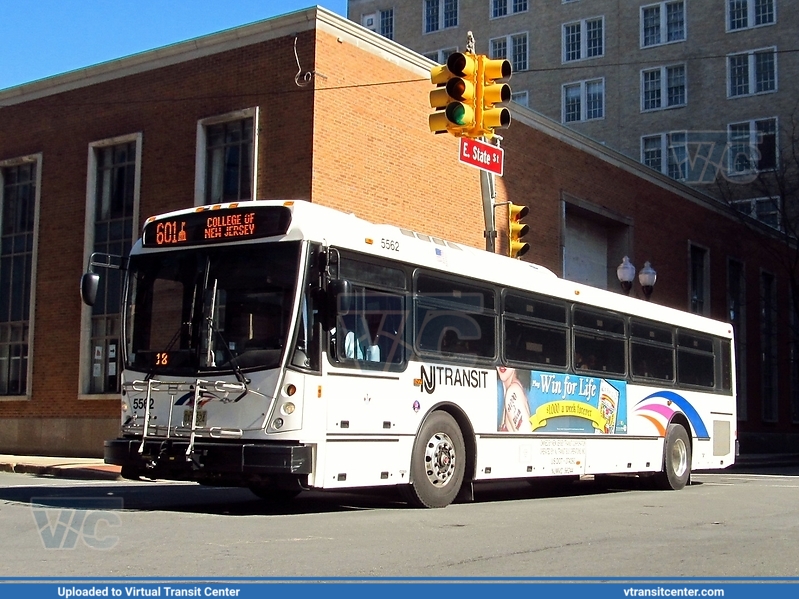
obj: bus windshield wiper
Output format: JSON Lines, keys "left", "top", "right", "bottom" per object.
{"left": 205, "top": 316, "right": 251, "bottom": 386}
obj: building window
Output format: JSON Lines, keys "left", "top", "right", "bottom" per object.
{"left": 641, "top": 132, "right": 687, "bottom": 179}
{"left": 728, "top": 48, "right": 776, "bottom": 97}
{"left": 0, "top": 158, "right": 38, "bottom": 397}
{"left": 205, "top": 119, "right": 253, "bottom": 204}
{"left": 196, "top": 109, "right": 258, "bottom": 206}
{"left": 361, "top": 9, "right": 394, "bottom": 39}
{"left": 380, "top": 9, "right": 394, "bottom": 39}
{"left": 511, "top": 91, "right": 529, "bottom": 107}
{"left": 492, "top": 0, "right": 527, "bottom": 18}
{"left": 563, "top": 79, "right": 604, "bottom": 123}
{"left": 641, "top": 64, "right": 686, "bottom": 110}
{"left": 489, "top": 33, "right": 528, "bottom": 71}
{"left": 727, "top": 117, "right": 777, "bottom": 175}
{"left": 84, "top": 136, "right": 140, "bottom": 395}
{"left": 731, "top": 197, "right": 781, "bottom": 230}
{"left": 641, "top": 1, "right": 685, "bottom": 47}
{"left": 424, "top": 0, "right": 458, "bottom": 33}
{"left": 423, "top": 47, "right": 458, "bottom": 64}
{"left": 689, "top": 244, "right": 709, "bottom": 316}
{"left": 563, "top": 17, "right": 604, "bottom": 62}
{"left": 761, "top": 270, "right": 778, "bottom": 422}
{"left": 728, "top": 258, "right": 747, "bottom": 420}
{"left": 727, "top": 0, "right": 775, "bottom": 31}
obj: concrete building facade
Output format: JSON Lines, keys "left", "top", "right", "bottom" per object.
{"left": 0, "top": 7, "right": 795, "bottom": 455}
{"left": 349, "top": 0, "right": 798, "bottom": 211}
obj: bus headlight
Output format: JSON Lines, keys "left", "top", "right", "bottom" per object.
{"left": 273, "top": 418, "right": 284, "bottom": 430}
{"left": 281, "top": 402, "right": 296, "bottom": 415}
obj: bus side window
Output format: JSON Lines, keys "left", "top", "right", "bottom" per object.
{"left": 504, "top": 320, "right": 568, "bottom": 368}
{"left": 414, "top": 273, "right": 497, "bottom": 361}
{"left": 333, "top": 286, "right": 405, "bottom": 368}
{"left": 630, "top": 320, "right": 675, "bottom": 381}
{"left": 676, "top": 331, "right": 715, "bottom": 388}
{"left": 572, "top": 308, "right": 626, "bottom": 375}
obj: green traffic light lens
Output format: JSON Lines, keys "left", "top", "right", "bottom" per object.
{"left": 444, "top": 101, "right": 473, "bottom": 127}
{"left": 450, "top": 104, "right": 467, "bottom": 125}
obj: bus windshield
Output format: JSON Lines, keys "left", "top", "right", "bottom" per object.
{"left": 124, "top": 241, "right": 301, "bottom": 376}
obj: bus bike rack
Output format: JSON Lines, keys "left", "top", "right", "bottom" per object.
{"left": 124, "top": 378, "right": 247, "bottom": 463}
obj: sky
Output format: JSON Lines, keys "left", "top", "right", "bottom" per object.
{"left": 0, "top": 1, "right": 348, "bottom": 91}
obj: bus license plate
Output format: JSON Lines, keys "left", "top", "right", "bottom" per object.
{"left": 183, "top": 409, "right": 207, "bottom": 427}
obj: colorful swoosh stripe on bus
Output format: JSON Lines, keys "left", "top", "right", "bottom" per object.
{"left": 634, "top": 391, "right": 710, "bottom": 439}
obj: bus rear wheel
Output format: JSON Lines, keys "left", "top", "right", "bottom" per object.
{"left": 654, "top": 423, "right": 691, "bottom": 490}
{"left": 402, "top": 411, "right": 466, "bottom": 508}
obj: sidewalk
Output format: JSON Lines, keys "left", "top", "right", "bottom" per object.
{"left": 0, "top": 452, "right": 797, "bottom": 482}
{"left": 0, "top": 454, "right": 122, "bottom": 481}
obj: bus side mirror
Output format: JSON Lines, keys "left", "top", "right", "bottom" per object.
{"left": 80, "top": 273, "right": 100, "bottom": 307}
{"left": 322, "top": 279, "right": 352, "bottom": 330}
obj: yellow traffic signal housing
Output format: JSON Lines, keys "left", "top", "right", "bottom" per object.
{"left": 479, "top": 56, "right": 512, "bottom": 139}
{"left": 508, "top": 203, "right": 530, "bottom": 259}
{"left": 429, "top": 52, "right": 479, "bottom": 136}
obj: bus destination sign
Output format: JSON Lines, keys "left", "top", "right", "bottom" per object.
{"left": 142, "top": 206, "right": 292, "bottom": 248}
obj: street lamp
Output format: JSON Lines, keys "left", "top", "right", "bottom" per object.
{"left": 638, "top": 261, "right": 657, "bottom": 300}
{"left": 616, "top": 257, "right": 657, "bottom": 300}
{"left": 616, "top": 256, "right": 635, "bottom": 295}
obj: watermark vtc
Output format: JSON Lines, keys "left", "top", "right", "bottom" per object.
{"left": 30, "top": 497, "right": 122, "bottom": 550}
{"left": 672, "top": 131, "right": 765, "bottom": 185}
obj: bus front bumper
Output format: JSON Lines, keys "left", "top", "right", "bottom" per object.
{"left": 104, "top": 438, "right": 313, "bottom": 481}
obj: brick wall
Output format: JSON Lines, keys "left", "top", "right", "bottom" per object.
{"left": 310, "top": 30, "right": 485, "bottom": 247}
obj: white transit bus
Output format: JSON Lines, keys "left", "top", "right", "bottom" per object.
{"left": 81, "top": 200, "right": 736, "bottom": 508}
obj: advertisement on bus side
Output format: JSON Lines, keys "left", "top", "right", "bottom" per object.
{"left": 497, "top": 367, "right": 628, "bottom": 434}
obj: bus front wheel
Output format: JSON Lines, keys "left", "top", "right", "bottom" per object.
{"left": 403, "top": 411, "right": 466, "bottom": 508}
{"left": 654, "top": 423, "right": 691, "bottom": 490}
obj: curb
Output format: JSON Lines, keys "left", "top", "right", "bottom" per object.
{"left": 0, "top": 462, "right": 121, "bottom": 481}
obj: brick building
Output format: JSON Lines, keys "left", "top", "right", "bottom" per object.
{"left": 0, "top": 7, "right": 795, "bottom": 456}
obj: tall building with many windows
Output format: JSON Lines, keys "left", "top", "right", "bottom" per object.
{"left": 349, "top": 0, "right": 797, "bottom": 216}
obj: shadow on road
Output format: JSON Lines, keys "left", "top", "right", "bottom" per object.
{"left": 0, "top": 473, "right": 681, "bottom": 516}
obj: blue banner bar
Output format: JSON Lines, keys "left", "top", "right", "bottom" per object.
{"left": 2, "top": 580, "right": 799, "bottom": 599}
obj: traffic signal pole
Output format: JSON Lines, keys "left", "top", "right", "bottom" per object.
{"left": 480, "top": 142, "right": 498, "bottom": 253}
{"left": 427, "top": 31, "right": 513, "bottom": 255}
{"left": 481, "top": 169, "right": 496, "bottom": 253}
{"left": 471, "top": 32, "right": 498, "bottom": 254}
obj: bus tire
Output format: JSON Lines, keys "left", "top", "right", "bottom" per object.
{"left": 402, "top": 411, "right": 466, "bottom": 508}
{"left": 654, "top": 423, "right": 691, "bottom": 490}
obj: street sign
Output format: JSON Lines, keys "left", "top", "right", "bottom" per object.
{"left": 459, "top": 137, "right": 504, "bottom": 176}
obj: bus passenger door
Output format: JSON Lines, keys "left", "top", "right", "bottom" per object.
{"left": 322, "top": 284, "right": 409, "bottom": 484}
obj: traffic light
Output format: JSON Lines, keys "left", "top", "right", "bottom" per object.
{"left": 429, "top": 52, "right": 479, "bottom": 136}
{"left": 478, "top": 56, "right": 512, "bottom": 139}
{"left": 508, "top": 203, "right": 530, "bottom": 259}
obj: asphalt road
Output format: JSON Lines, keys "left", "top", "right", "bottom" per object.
{"left": 0, "top": 467, "right": 797, "bottom": 578}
